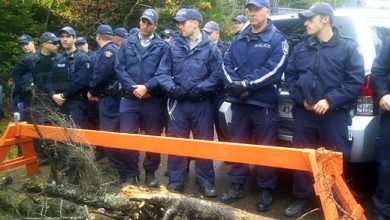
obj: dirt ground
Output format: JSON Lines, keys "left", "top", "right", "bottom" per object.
{"left": 0, "top": 152, "right": 378, "bottom": 219}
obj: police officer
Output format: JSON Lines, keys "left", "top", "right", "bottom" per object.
{"left": 203, "top": 21, "right": 230, "bottom": 56}
{"left": 161, "top": 29, "right": 174, "bottom": 42}
{"left": 47, "top": 27, "right": 92, "bottom": 184}
{"left": 47, "top": 26, "right": 92, "bottom": 129}
{"left": 203, "top": 21, "right": 231, "bottom": 143}
{"left": 220, "top": 0, "right": 288, "bottom": 212}
{"left": 18, "top": 34, "right": 36, "bottom": 54}
{"left": 156, "top": 8, "right": 223, "bottom": 197}
{"left": 232, "top": 15, "right": 248, "bottom": 33}
{"left": 13, "top": 32, "right": 60, "bottom": 109}
{"left": 75, "top": 37, "right": 95, "bottom": 59}
{"left": 113, "top": 27, "right": 129, "bottom": 48}
{"left": 76, "top": 36, "right": 99, "bottom": 132}
{"left": 284, "top": 2, "right": 364, "bottom": 217}
{"left": 372, "top": 37, "right": 390, "bottom": 220}
{"left": 12, "top": 32, "right": 60, "bottom": 165}
{"left": 10, "top": 35, "right": 36, "bottom": 116}
{"left": 115, "top": 9, "right": 166, "bottom": 187}
{"left": 86, "top": 24, "right": 121, "bottom": 168}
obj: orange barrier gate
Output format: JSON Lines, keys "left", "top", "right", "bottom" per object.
{"left": 0, "top": 122, "right": 366, "bottom": 220}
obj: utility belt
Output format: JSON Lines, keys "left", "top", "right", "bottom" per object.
{"left": 187, "top": 92, "right": 211, "bottom": 102}
{"left": 100, "top": 81, "right": 121, "bottom": 97}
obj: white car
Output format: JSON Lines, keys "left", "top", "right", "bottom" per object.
{"left": 219, "top": 7, "right": 390, "bottom": 162}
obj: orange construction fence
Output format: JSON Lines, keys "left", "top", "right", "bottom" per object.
{"left": 0, "top": 122, "right": 366, "bottom": 220}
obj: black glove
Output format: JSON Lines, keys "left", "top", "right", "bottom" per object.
{"left": 121, "top": 88, "right": 135, "bottom": 98}
{"left": 168, "top": 85, "right": 187, "bottom": 101}
{"left": 228, "top": 81, "right": 247, "bottom": 97}
{"left": 188, "top": 86, "right": 202, "bottom": 100}
{"left": 239, "top": 90, "right": 252, "bottom": 100}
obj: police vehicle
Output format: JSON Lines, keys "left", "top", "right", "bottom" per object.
{"left": 219, "top": 6, "right": 390, "bottom": 162}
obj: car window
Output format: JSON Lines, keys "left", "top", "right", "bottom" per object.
{"left": 333, "top": 16, "right": 357, "bottom": 40}
{"left": 366, "top": 18, "right": 390, "bottom": 53}
{"left": 273, "top": 18, "right": 306, "bottom": 55}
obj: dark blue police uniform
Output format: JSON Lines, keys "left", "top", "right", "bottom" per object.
{"left": 115, "top": 33, "right": 167, "bottom": 180}
{"left": 47, "top": 50, "right": 92, "bottom": 128}
{"left": 223, "top": 19, "right": 288, "bottom": 193}
{"left": 12, "top": 51, "right": 61, "bottom": 120}
{"left": 213, "top": 40, "right": 230, "bottom": 142}
{"left": 156, "top": 31, "right": 223, "bottom": 191}
{"left": 372, "top": 36, "right": 390, "bottom": 219}
{"left": 285, "top": 30, "right": 364, "bottom": 199}
{"left": 89, "top": 40, "right": 123, "bottom": 173}
{"left": 11, "top": 53, "right": 36, "bottom": 118}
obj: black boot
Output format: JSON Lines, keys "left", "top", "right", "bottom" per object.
{"left": 199, "top": 185, "right": 217, "bottom": 197}
{"left": 284, "top": 198, "right": 312, "bottom": 218}
{"left": 257, "top": 188, "right": 273, "bottom": 212}
{"left": 145, "top": 172, "right": 159, "bottom": 187}
{"left": 220, "top": 183, "right": 245, "bottom": 203}
{"left": 121, "top": 176, "right": 140, "bottom": 186}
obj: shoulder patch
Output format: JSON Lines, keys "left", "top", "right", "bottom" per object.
{"left": 85, "top": 63, "right": 90, "bottom": 69}
{"left": 104, "top": 51, "right": 113, "bottom": 58}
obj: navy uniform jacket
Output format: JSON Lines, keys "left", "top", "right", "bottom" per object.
{"left": 285, "top": 30, "right": 365, "bottom": 109}
{"left": 90, "top": 42, "right": 118, "bottom": 96}
{"left": 115, "top": 34, "right": 168, "bottom": 93}
{"left": 12, "top": 52, "right": 60, "bottom": 93}
{"left": 372, "top": 36, "right": 390, "bottom": 98}
{"left": 223, "top": 19, "right": 289, "bottom": 108}
{"left": 156, "top": 31, "right": 223, "bottom": 93}
{"left": 217, "top": 40, "right": 230, "bottom": 57}
{"left": 47, "top": 50, "right": 92, "bottom": 99}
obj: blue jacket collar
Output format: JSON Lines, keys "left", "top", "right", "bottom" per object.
{"left": 175, "top": 30, "right": 211, "bottom": 49}
{"left": 239, "top": 19, "right": 276, "bottom": 42}
{"left": 101, "top": 41, "right": 115, "bottom": 49}
{"left": 305, "top": 27, "right": 340, "bottom": 48}
{"left": 127, "top": 33, "right": 162, "bottom": 45}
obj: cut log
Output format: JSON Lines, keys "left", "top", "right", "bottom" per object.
{"left": 25, "top": 182, "right": 268, "bottom": 219}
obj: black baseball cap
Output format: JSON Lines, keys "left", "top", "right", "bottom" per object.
{"left": 232, "top": 15, "right": 247, "bottom": 24}
{"left": 18, "top": 34, "right": 33, "bottom": 44}
{"left": 173, "top": 9, "right": 203, "bottom": 24}
{"left": 96, "top": 24, "right": 114, "bottom": 35}
{"left": 114, "top": 27, "right": 129, "bottom": 38}
{"left": 75, "top": 37, "right": 87, "bottom": 45}
{"left": 298, "top": 2, "right": 334, "bottom": 21}
{"left": 141, "top": 9, "right": 159, "bottom": 24}
{"left": 245, "top": 0, "right": 271, "bottom": 9}
{"left": 39, "top": 32, "right": 60, "bottom": 43}
{"left": 59, "top": 26, "right": 76, "bottom": 37}
{"left": 161, "top": 29, "right": 174, "bottom": 38}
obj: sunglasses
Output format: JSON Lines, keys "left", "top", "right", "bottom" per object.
{"left": 46, "top": 41, "right": 59, "bottom": 45}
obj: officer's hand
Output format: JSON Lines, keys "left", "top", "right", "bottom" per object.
{"left": 87, "top": 91, "right": 99, "bottom": 102}
{"left": 228, "top": 81, "right": 247, "bottom": 97}
{"left": 380, "top": 94, "right": 390, "bottom": 111}
{"left": 132, "top": 85, "right": 149, "bottom": 99}
{"left": 188, "top": 86, "right": 201, "bottom": 100}
{"left": 303, "top": 100, "right": 314, "bottom": 111}
{"left": 313, "top": 99, "right": 330, "bottom": 115}
{"left": 52, "top": 93, "right": 65, "bottom": 106}
{"left": 168, "top": 85, "right": 187, "bottom": 101}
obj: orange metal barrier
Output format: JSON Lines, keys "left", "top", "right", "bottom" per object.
{"left": 0, "top": 122, "right": 366, "bottom": 220}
